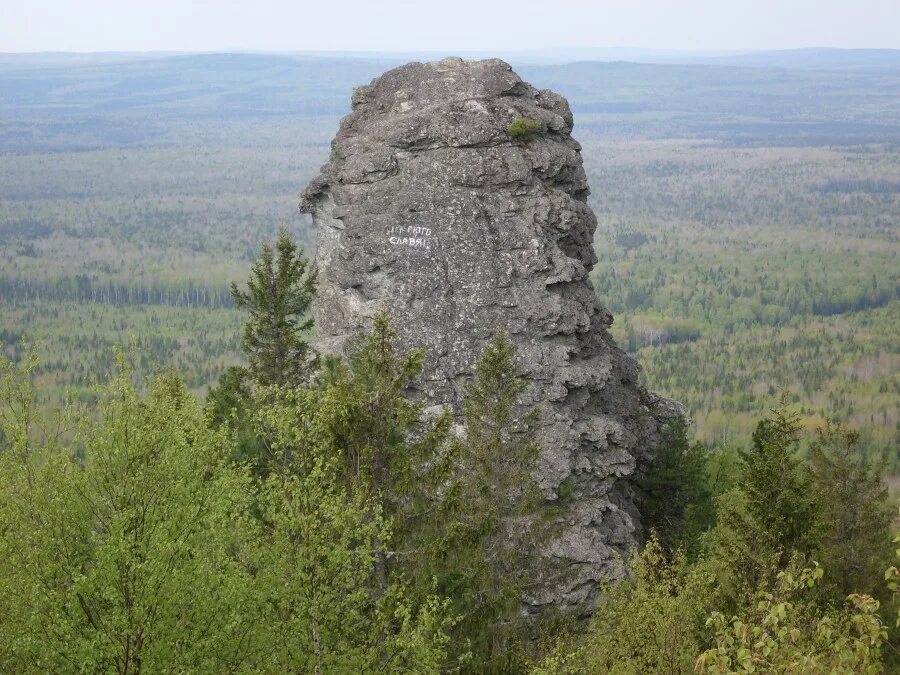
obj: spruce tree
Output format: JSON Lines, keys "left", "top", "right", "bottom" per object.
{"left": 266, "top": 313, "right": 450, "bottom": 593}
{"left": 314, "top": 313, "right": 449, "bottom": 508}
{"left": 207, "top": 228, "right": 315, "bottom": 468}
{"left": 417, "top": 330, "right": 546, "bottom": 671}
{"left": 705, "top": 400, "right": 817, "bottom": 605}
{"left": 807, "top": 419, "right": 892, "bottom": 598}
{"left": 231, "top": 226, "right": 317, "bottom": 388}
{"left": 737, "top": 399, "right": 816, "bottom": 564}
{"left": 638, "top": 416, "right": 713, "bottom": 555}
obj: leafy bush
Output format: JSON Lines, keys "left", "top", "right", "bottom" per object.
{"left": 696, "top": 562, "right": 886, "bottom": 674}
{"left": 534, "top": 538, "right": 718, "bottom": 674}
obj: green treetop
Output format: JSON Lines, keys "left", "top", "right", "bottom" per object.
{"left": 231, "top": 226, "right": 317, "bottom": 389}
{"left": 807, "top": 419, "right": 893, "bottom": 600}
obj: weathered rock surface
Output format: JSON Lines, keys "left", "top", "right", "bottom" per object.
{"left": 301, "top": 57, "right": 681, "bottom": 615}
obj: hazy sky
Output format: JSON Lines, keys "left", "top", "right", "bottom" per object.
{"left": 2, "top": 0, "right": 898, "bottom": 53}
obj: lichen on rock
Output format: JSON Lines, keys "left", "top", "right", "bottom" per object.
{"left": 301, "top": 57, "right": 681, "bottom": 615}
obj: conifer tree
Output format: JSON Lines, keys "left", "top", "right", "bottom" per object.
{"left": 207, "top": 227, "right": 315, "bottom": 468}
{"left": 807, "top": 419, "right": 892, "bottom": 598}
{"left": 205, "top": 364, "right": 266, "bottom": 466}
{"left": 416, "top": 330, "right": 546, "bottom": 671}
{"left": 231, "top": 226, "right": 317, "bottom": 388}
{"left": 737, "top": 399, "right": 816, "bottom": 564}
{"left": 253, "top": 391, "right": 452, "bottom": 672}
{"left": 638, "top": 416, "right": 713, "bottom": 555}
{"left": 261, "top": 313, "right": 451, "bottom": 596}
{"left": 313, "top": 313, "right": 450, "bottom": 511}
{"left": 704, "top": 400, "right": 817, "bottom": 605}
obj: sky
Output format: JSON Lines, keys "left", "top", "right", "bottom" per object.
{"left": 2, "top": 0, "right": 898, "bottom": 54}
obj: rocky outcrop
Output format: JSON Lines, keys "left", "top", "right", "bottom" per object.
{"left": 301, "top": 57, "right": 681, "bottom": 615}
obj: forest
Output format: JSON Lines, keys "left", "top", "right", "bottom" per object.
{"left": 0, "top": 50, "right": 898, "bottom": 671}
{"left": 0, "top": 230, "right": 897, "bottom": 672}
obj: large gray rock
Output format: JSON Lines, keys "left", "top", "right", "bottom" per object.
{"left": 301, "top": 57, "right": 680, "bottom": 615}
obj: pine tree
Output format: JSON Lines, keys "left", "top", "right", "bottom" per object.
{"left": 231, "top": 226, "right": 317, "bottom": 388}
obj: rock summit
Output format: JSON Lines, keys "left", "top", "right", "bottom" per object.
{"left": 301, "top": 57, "right": 680, "bottom": 614}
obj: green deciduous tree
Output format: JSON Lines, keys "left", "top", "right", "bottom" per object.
{"left": 0, "top": 361, "right": 260, "bottom": 672}
{"left": 251, "top": 401, "right": 452, "bottom": 673}
{"left": 534, "top": 537, "right": 718, "bottom": 675}
{"left": 0, "top": 351, "right": 454, "bottom": 673}
{"left": 696, "top": 562, "right": 886, "bottom": 674}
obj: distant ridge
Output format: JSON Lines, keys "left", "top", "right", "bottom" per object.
{"left": 1, "top": 47, "right": 898, "bottom": 70}
{"left": 698, "top": 47, "right": 900, "bottom": 70}
{"left": 0, "top": 49, "right": 897, "bottom": 152}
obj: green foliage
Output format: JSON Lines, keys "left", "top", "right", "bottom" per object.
{"left": 2, "top": 335, "right": 898, "bottom": 672}
{"left": 0, "top": 360, "right": 261, "bottom": 672}
{"left": 737, "top": 401, "right": 817, "bottom": 564}
{"left": 887, "top": 534, "right": 900, "bottom": 629}
{"left": 638, "top": 416, "right": 714, "bottom": 554}
{"left": 702, "top": 402, "right": 818, "bottom": 604}
{"left": 205, "top": 364, "right": 269, "bottom": 470}
{"left": 249, "top": 314, "right": 456, "bottom": 664}
{"left": 206, "top": 364, "right": 253, "bottom": 425}
{"left": 0, "top": 344, "right": 40, "bottom": 451}
{"left": 231, "top": 226, "right": 317, "bottom": 388}
{"left": 704, "top": 487, "right": 783, "bottom": 609}
{"left": 251, "top": 410, "right": 452, "bottom": 672}
{"left": 696, "top": 562, "right": 886, "bottom": 674}
{"left": 205, "top": 227, "right": 317, "bottom": 471}
{"left": 412, "top": 330, "right": 546, "bottom": 671}
{"left": 306, "top": 314, "right": 450, "bottom": 509}
{"left": 534, "top": 537, "right": 717, "bottom": 675}
{"left": 0, "top": 353, "right": 452, "bottom": 672}
{"left": 507, "top": 117, "right": 542, "bottom": 142}
{"left": 807, "top": 419, "right": 893, "bottom": 599}
{"left": 302, "top": 323, "right": 547, "bottom": 671}
{"left": 537, "top": 398, "right": 898, "bottom": 673}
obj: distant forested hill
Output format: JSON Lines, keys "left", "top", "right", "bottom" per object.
{"left": 1, "top": 51, "right": 899, "bottom": 151}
